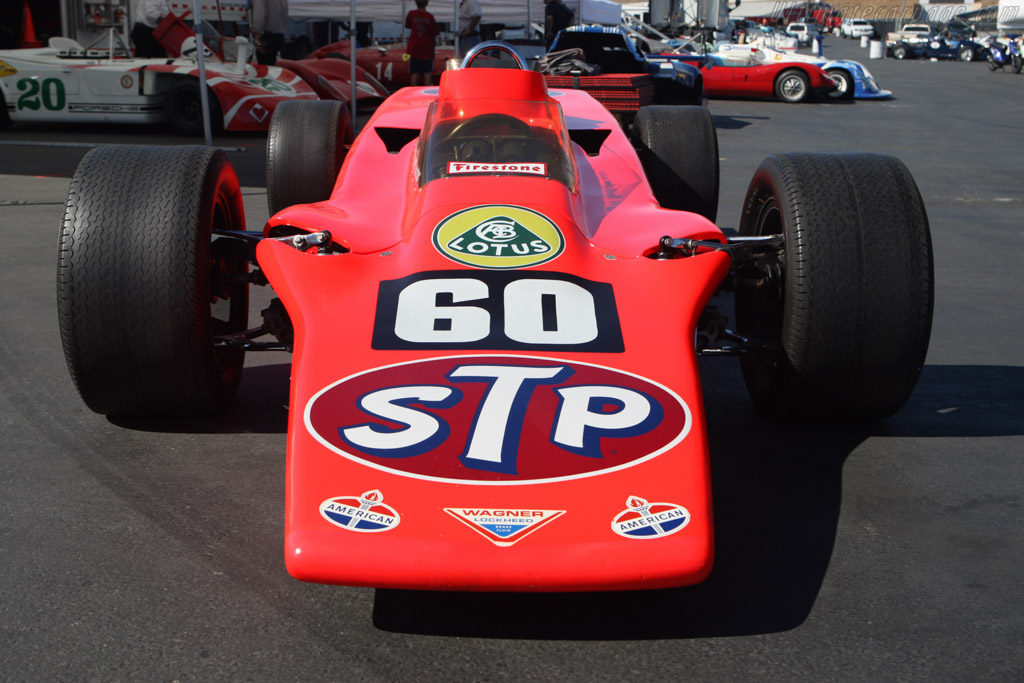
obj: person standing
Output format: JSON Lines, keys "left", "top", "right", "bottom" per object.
{"left": 544, "top": 0, "right": 574, "bottom": 50}
{"left": 131, "top": 0, "right": 170, "bottom": 58}
{"left": 405, "top": 0, "right": 440, "bottom": 86}
{"left": 252, "top": 0, "right": 288, "bottom": 66}
{"left": 458, "top": 0, "right": 482, "bottom": 57}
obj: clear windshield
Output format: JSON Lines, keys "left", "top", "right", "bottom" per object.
{"left": 418, "top": 99, "right": 575, "bottom": 189}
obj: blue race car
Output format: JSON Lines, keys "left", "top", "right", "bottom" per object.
{"left": 888, "top": 37, "right": 988, "bottom": 61}
{"left": 547, "top": 26, "right": 704, "bottom": 106}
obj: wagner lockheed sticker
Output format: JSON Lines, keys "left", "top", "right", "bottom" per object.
{"left": 304, "top": 354, "right": 691, "bottom": 485}
{"left": 320, "top": 490, "right": 400, "bottom": 533}
{"left": 611, "top": 496, "right": 690, "bottom": 539}
{"left": 432, "top": 205, "right": 564, "bottom": 270}
{"left": 444, "top": 507, "right": 565, "bottom": 546}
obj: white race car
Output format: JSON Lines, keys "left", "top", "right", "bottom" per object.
{"left": 0, "top": 29, "right": 317, "bottom": 135}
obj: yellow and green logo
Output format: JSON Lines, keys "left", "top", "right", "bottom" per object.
{"left": 432, "top": 205, "right": 564, "bottom": 270}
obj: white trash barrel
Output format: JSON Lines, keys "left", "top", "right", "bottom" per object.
{"left": 869, "top": 40, "right": 884, "bottom": 59}
{"left": 861, "top": 36, "right": 870, "bottom": 48}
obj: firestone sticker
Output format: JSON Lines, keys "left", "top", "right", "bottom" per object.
{"left": 320, "top": 489, "right": 400, "bottom": 533}
{"left": 447, "top": 162, "right": 548, "bottom": 177}
{"left": 611, "top": 495, "right": 690, "bottom": 539}
{"left": 432, "top": 205, "right": 564, "bottom": 270}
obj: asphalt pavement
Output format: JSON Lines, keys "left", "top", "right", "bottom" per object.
{"left": 1, "top": 39, "right": 1022, "bottom": 681}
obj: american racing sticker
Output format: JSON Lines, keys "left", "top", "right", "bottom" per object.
{"left": 305, "top": 355, "right": 691, "bottom": 485}
{"left": 371, "top": 270, "right": 624, "bottom": 352}
{"left": 444, "top": 507, "right": 565, "bottom": 546}
{"left": 611, "top": 496, "right": 690, "bottom": 539}
{"left": 320, "top": 490, "right": 400, "bottom": 533}
{"left": 447, "top": 162, "right": 547, "bottom": 176}
{"left": 432, "top": 205, "right": 564, "bottom": 270}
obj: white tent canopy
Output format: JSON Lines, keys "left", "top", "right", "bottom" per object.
{"left": 285, "top": 0, "right": 624, "bottom": 26}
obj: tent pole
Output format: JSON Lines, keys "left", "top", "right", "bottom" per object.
{"left": 350, "top": 0, "right": 356, "bottom": 120}
{"left": 193, "top": 0, "right": 212, "bottom": 147}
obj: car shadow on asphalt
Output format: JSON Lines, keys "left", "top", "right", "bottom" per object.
{"left": 370, "top": 363, "right": 1024, "bottom": 639}
{"left": 96, "top": 361, "right": 1024, "bottom": 639}
{"left": 711, "top": 114, "right": 769, "bottom": 129}
{"left": 107, "top": 362, "right": 291, "bottom": 434}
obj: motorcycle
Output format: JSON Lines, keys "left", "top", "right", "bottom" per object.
{"left": 987, "top": 36, "right": 1023, "bottom": 72}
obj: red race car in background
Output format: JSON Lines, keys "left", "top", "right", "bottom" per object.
{"left": 56, "top": 42, "right": 933, "bottom": 591}
{"left": 311, "top": 40, "right": 452, "bottom": 90}
{"left": 655, "top": 49, "right": 839, "bottom": 102}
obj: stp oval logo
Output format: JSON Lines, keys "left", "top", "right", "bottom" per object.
{"left": 304, "top": 355, "right": 691, "bottom": 485}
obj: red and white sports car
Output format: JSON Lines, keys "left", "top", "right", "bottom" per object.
{"left": 655, "top": 50, "right": 839, "bottom": 102}
{"left": 0, "top": 27, "right": 316, "bottom": 135}
{"left": 56, "top": 42, "right": 934, "bottom": 591}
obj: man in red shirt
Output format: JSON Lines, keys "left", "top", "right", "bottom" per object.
{"left": 406, "top": 0, "right": 440, "bottom": 86}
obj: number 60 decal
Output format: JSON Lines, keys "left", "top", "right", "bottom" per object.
{"left": 372, "top": 271, "right": 624, "bottom": 352}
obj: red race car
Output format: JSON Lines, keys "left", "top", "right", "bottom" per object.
{"left": 655, "top": 51, "right": 839, "bottom": 102}
{"left": 311, "top": 40, "right": 453, "bottom": 90}
{"left": 57, "top": 43, "right": 933, "bottom": 592}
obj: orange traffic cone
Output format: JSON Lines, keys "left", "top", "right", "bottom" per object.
{"left": 19, "top": 2, "right": 44, "bottom": 48}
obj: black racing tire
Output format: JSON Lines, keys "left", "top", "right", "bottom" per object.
{"left": 0, "top": 88, "right": 11, "bottom": 129}
{"left": 57, "top": 145, "right": 249, "bottom": 417}
{"left": 892, "top": 44, "right": 909, "bottom": 59}
{"left": 825, "top": 68, "right": 855, "bottom": 100}
{"left": 164, "top": 79, "right": 223, "bottom": 136}
{"left": 266, "top": 99, "right": 353, "bottom": 216}
{"left": 734, "top": 153, "right": 934, "bottom": 419}
{"left": 1013, "top": 55, "right": 1023, "bottom": 73}
{"left": 957, "top": 47, "right": 975, "bottom": 62}
{"left": 630, "top": 105, "right": 719, "bottom": 222}
{"left": 987, "top": 56, "right": 999, "bottom": 71}
{"left": 773, "top": 69, "right": 810, "bottom": 103}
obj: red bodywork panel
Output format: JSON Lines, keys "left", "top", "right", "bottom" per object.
{"left": 312, "top": 41, "right": 454, "bottom": 89}
{"left": 257, "top": 67, "right": 730, "bottom": 591}
{"left": 276, "top": 57, "right": 390, "bottom": 105}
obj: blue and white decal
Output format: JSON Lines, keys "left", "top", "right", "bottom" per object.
{"left": 611, "top": 495, "right": 690, "bottom": 539}
{"left": 320, "top": 490, "right": 400, "bottom": 533}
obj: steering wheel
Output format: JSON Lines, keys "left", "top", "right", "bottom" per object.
{"left": 448, "top": 113, "right": 531, "bottom": 140}
{"left": 460, "top": 41, "right": 529, "bottom": 69}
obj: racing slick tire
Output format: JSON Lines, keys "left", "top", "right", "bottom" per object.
{"left": 164, "top": 79, "right": 224, "bottom": 136}
{"left": 774, "top": 69, "right": 810, "bottom": 103}
{"left": 630, "top": 105, "right": 719, "bottom": 222}
{"left": 0, "top": 89, "right": 10, "bottom": 129}
{"left": 734, "top": 153, "right": 934, "bottom": 419}
{"left": 266, "top": 100, "right": 354, "bottom": 216}
{"left": 825, "top": 68, "right": 855, "bottom": 100}
{"left": 57, "top": 145, "right": 249, "bottom": 417}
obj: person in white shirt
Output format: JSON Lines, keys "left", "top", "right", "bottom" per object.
{"left": 458, "top": 0, "right": 482, "bottom": 56}
{"left": 131, "top": 0, "right": 170, "bottom": 58}
{"left": 252, "top": 0, "right": 289, "bottom": 65}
